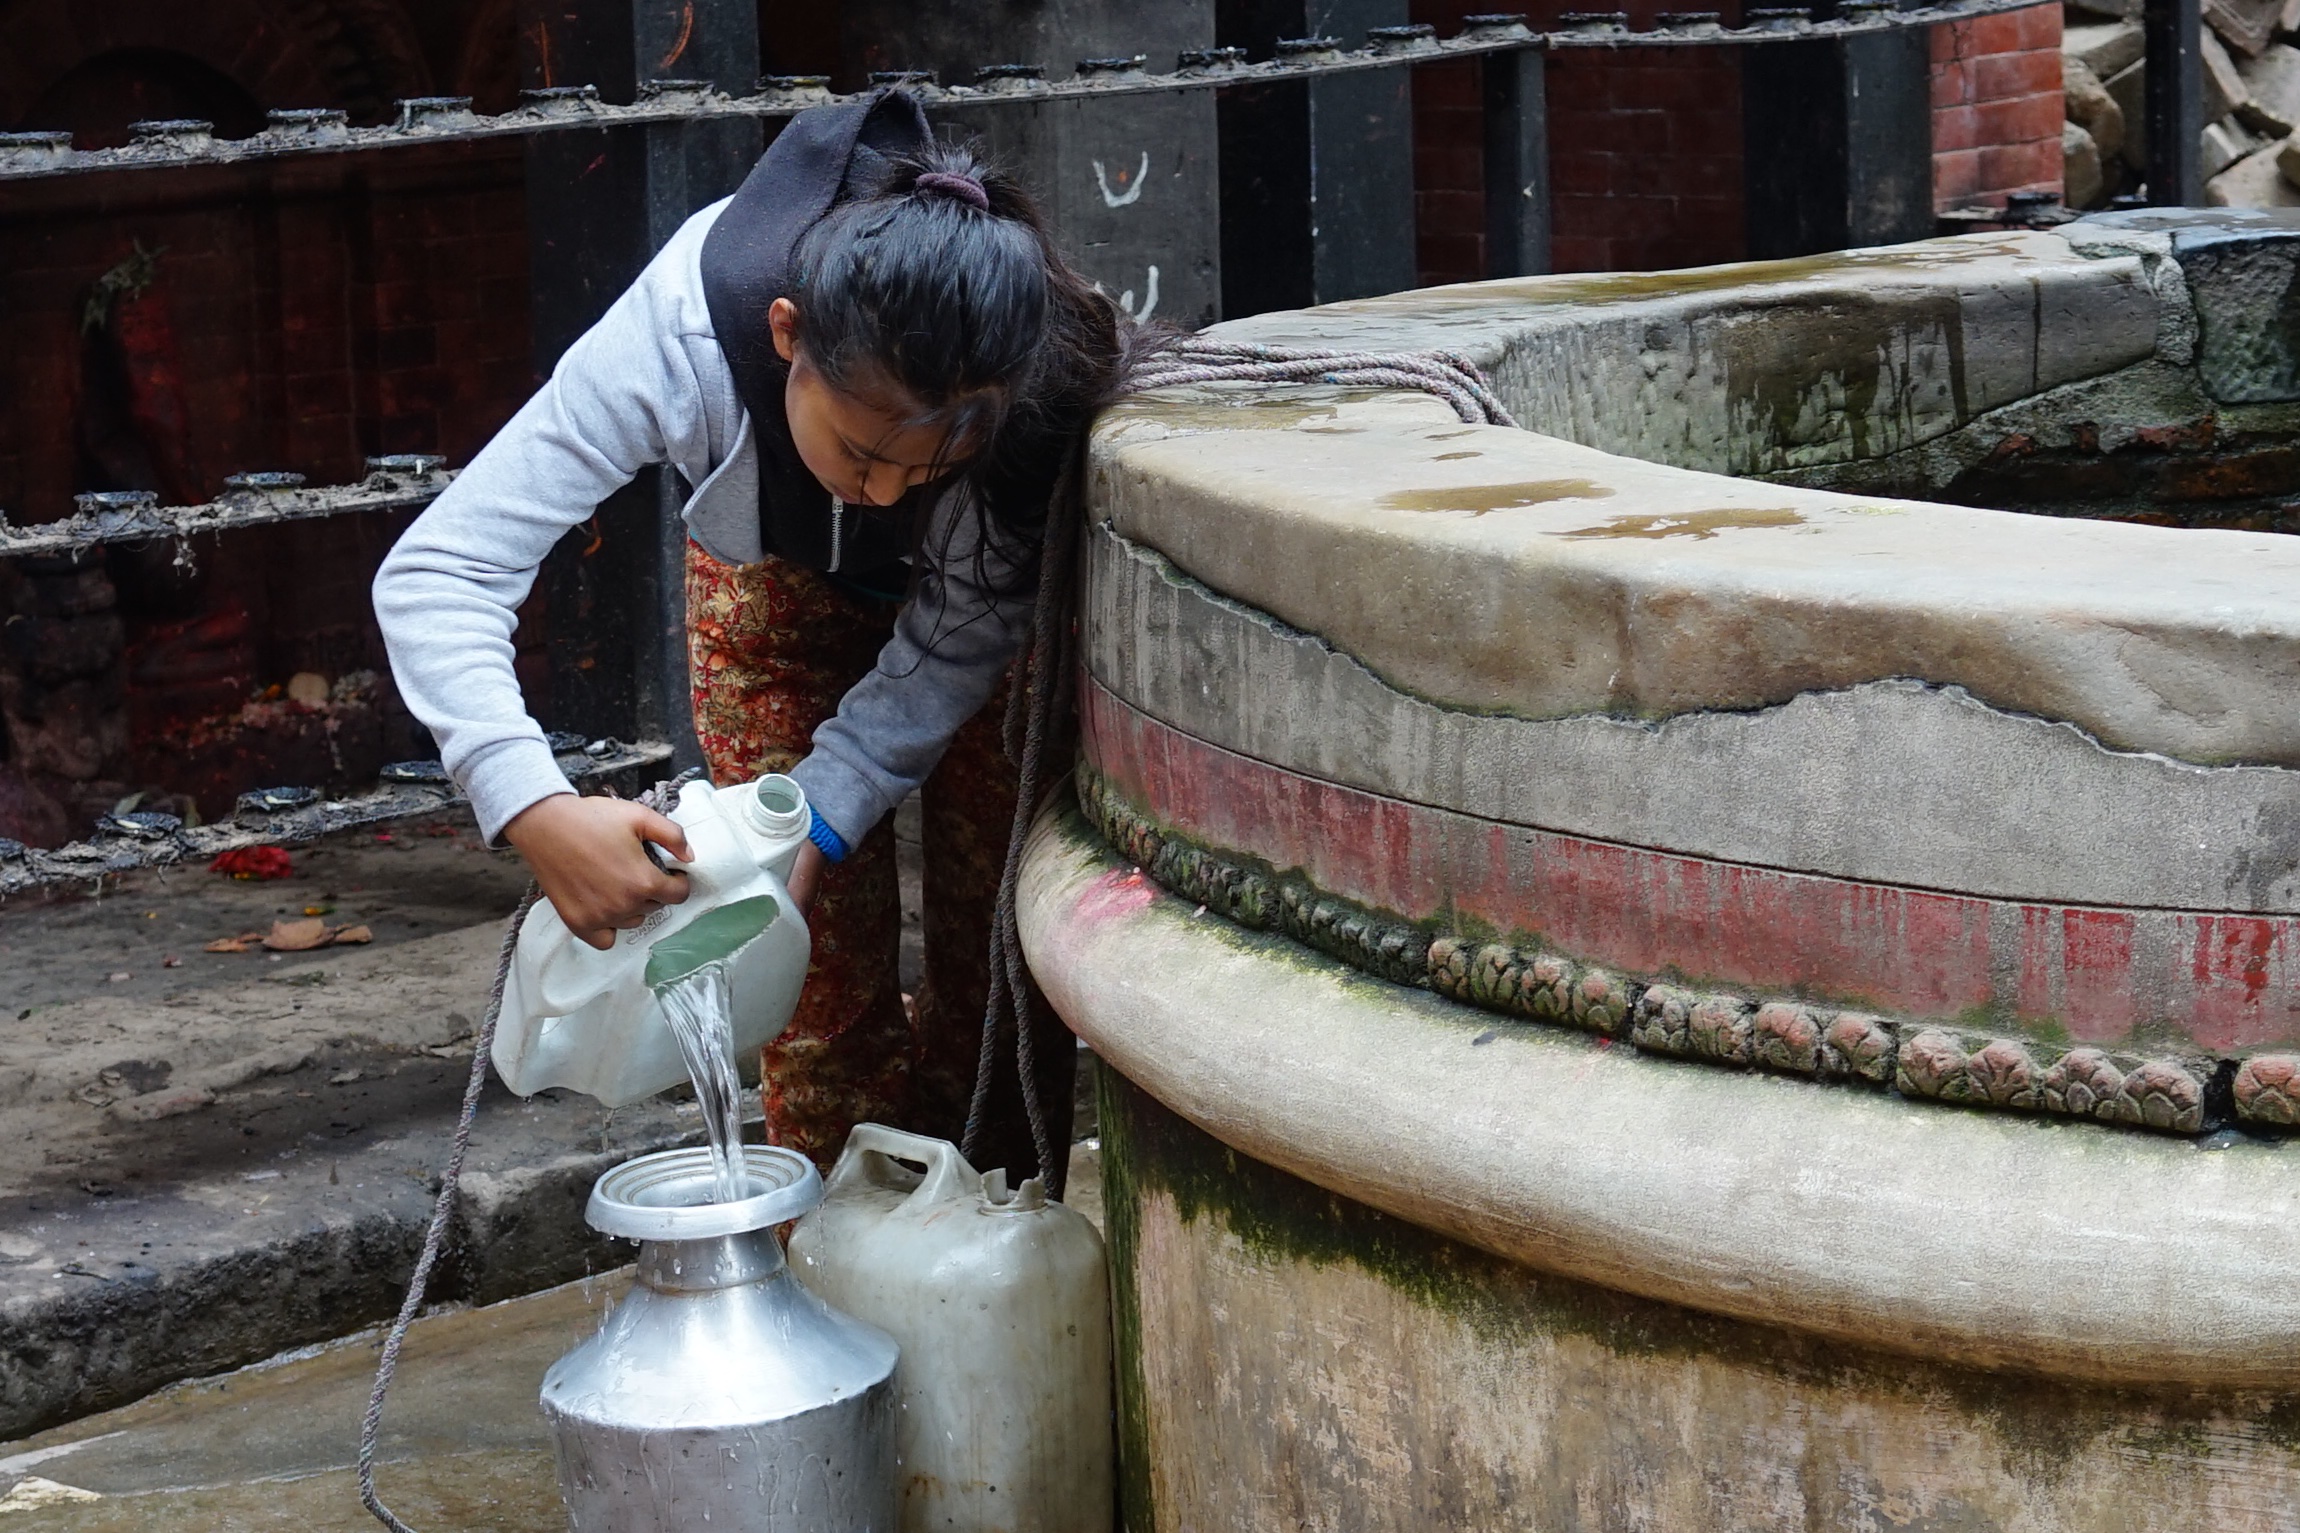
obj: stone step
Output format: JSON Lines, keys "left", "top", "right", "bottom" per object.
{"left": 0, "top": 918, "right": 704, "bottom": 1441}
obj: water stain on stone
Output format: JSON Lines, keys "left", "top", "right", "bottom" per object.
{"left": 1556, "top": 507, "right": 1806, "bottom": 540}
{"left": 1381, "top": 480, "right": 1616, "bottom": 515}
{"left": 1425, "top": 429, "right": 1480, "bottom": 441}
{"left": 1434, "top": 451, "right": 1482, "bottom": 461}
{"left": 1101, "top": 397, "right": 1342, "bottom": 434}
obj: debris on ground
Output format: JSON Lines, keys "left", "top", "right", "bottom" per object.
{"left": 204, "top": 918, "right": 375, "bottom": 954}
{"left": 209, "top": 845, "right": 294, "bottom": 880}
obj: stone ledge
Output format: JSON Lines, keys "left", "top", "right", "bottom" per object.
{"left": 1020, "top": 803, "right": 2300, "bottom": 1387}
{"left": 1085, "top": 524, "right": 2300, "bottom": 913}
{"left": 1201, "top": 232, "right": 2161, "bottom": 476}
{"left": 1095, "top": 379, "right": 2300, "bottom": 769}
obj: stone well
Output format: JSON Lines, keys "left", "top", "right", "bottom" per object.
{"left": 1022, "top": 209, "right": 2300, "bottom": 1531}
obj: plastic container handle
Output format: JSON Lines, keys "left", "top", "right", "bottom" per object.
{"left": 829, "top": 1123, "right": 979, "bottom": 1209}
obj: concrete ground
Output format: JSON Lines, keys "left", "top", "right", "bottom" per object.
{"left": 0, "top": 1137, "right": 1102, "bottom": 1530}
{"left": 0, "top": 788, "right": 1098, "bottom": 1519}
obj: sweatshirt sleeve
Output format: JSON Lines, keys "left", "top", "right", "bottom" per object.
{"left": 788, "top": 492, "right": 1033, "bottom": 851}
{"left": 372, "top": 222, "right": 718, "bottom": 844}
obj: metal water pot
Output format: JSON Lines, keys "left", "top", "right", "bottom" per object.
{"left": 541, "top": 1144, "right": 900, "bottom": 1531}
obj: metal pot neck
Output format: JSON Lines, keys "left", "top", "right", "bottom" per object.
{"left": 637, "top": 1228, "right": 786, "bottom": 1293}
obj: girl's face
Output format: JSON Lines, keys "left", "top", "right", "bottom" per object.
{"left": 770, "top": 297, "right": 964, "bottom": 508}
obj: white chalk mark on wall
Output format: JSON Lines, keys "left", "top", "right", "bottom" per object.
{"left": 1119, "top": 266, "right": 1160, "bottom": 323}
{"left": 1093, "top": 151, "right": 1150, "bottom": 208}
{"left": 1092, "top": 265, "right": 1161, "bottom": 322}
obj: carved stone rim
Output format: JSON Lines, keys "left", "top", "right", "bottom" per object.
{"left": 1077, "top": 765, "right": 2299, "bottom": 1136}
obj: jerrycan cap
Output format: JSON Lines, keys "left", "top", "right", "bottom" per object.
{"left": 588, "top": 1144, "right": 822, "bottom": 1241}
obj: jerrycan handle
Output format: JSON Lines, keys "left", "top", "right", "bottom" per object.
{"left": 827, "top": 1123, "right": 980, "bottom": 1210}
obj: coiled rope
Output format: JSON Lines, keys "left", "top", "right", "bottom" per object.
{"left": 961, "top": 335, "right": 1519, "bottom": 1194}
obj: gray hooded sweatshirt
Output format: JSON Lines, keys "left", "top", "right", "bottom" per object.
{"left": 370, "top": 195, "right": 1024, "bottom": 849}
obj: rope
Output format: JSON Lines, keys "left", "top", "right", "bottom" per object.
{"left": 1126, "top": 339, "right": 1519, "bottom": 428}
{"left": 362, "top": 771, "right": 698, "bottom": 1533}
{"left": 963, "top": 335, "right": 1518, "bottom": 1192}
{"left": 357, "top": 881, "right": 533, "bottom": 1533}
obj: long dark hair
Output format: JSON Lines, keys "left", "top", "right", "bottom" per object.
{"left": 786, "top": 135, "right": 1163, "bottom": 594}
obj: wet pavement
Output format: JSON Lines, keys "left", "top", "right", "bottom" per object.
{"left": 0, "top": 1139, "right": 1103, "bottom": 1530}
{"left": 0, "top": 1273, "right": 610, "bottom": 1530}
{"left": 1, "top": 810, "right": 531, "bottom": 1020}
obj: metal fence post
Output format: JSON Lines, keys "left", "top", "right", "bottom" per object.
{"left": 1743, "top": 11, "right": 1932, "bottom": 258}
{"left": 1482, "top": 38, "right": 1551, "bottom": 278}
{"left": 1217, "top": 1, "right": 1418, "bottom": 315}
{"left": 519, "top": 0, "right": 758, "bottom": 765}
{"left": 2144, "top": 0, "right": 2204, "bottom": 204}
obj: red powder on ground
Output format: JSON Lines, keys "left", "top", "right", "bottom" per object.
{"left": 209, "top": 846, "right": 294, "bottom": 881}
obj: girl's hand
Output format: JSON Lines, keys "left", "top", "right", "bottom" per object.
{"left": 786, "top": 840, "right": 827, "bottom": 916}
{"left": 504, "top": 793, "right": 693, "bottom": 950}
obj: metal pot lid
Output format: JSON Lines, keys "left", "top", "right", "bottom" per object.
{"left": 587, "top": 1144, "right": 822, "bottom": 1241}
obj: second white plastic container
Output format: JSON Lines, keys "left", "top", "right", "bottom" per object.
{"left": 788, "top": 1124, "right": 1114, "bottom": 1533}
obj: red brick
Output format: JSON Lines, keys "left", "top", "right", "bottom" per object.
{"left": 1549, "top": 235, "right": 1610, "bottom": 273}
{"left": 1978, "top": 137, "right": 2064, "bottom": 191}
{"left": 1971, "top": 47, "right": 2060, "bottom": 102}
{"left": 2014, "top": 1, "right": 2062, "bottom": 49}
{"left": 1974, "top": 92, "right": 2062, "bottom": 146}
{"left": 1415, "top": 144, "right": 1483, "bottom": 189}
{"left": 1932, "top": 63, "right": 1975, "bottom": 109}
{"left": 1550, "top": 153, "right": 1617, "bottom": 197}
{"left": 1935, "top": 146, "right": 1984, "bottom": 204}
{"left": 1934, "top": 103, "right": 1982, "bottom": 152}
{"left": 1954, "top": 11, "right": 2030, "bottom": 54}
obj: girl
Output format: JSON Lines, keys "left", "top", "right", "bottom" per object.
{"left": 373, "top": 89, "right": 1135, "bottom": 1181}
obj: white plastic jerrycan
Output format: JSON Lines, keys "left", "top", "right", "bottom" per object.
{"left": 494, "top": 773, "right": 814, "bottom": 1106}
{"left": 788, "top": 1125, "right": 1114, "bottom": 1533}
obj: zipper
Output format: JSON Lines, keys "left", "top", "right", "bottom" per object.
{"left": 829, "top": 494, "right": 844, "bottom": 573}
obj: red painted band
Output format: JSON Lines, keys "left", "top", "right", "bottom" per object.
{"left": 1081, "top": 678, "right": 2300, "bottom": 1054}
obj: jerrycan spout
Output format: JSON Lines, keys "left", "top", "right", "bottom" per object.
{"left": 739, "top": 773, "right": 809, "bottom": 884}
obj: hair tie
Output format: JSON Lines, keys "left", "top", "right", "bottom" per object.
{"left": 915, "top": 171, "right": 990, "bottom": 211}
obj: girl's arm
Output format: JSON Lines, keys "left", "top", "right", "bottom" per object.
{"left": 789, "top": 490, "right": 1032, "bottom": 856}
{"left": 374, "top": 210, "right": 727, "bottom": 943}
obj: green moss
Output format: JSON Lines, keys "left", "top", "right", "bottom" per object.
{"left": 1095, "top": 1059, "right": 1156, "bottom": 1533}
{"left": 1098, "top": 1068, "right": 2300, "bottom": 1483}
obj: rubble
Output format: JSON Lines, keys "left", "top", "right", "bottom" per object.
{"left": 2058, "top": 3, "right": 2300, "bottom": 212}
{"left": 2206, "top": 30, "right": 2251, "bottom": 123}
{"left": 2065, "top": 56, "right": 2126, "bottom": 160}
{"left": 2208, "top": 0, "right": 2284, "bottom": 55}
{"left": 2066, "top": 119, "right": 2105, "bottom": 206}
{"left": 2237, "top": 41, "right": 2300, "bottom": 131}
{"left": 2208, "top": 140, "right": 2300, "bottom": 203}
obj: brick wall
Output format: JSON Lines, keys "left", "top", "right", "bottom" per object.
{"left": 1414, "top": 2, "right": 2064, "bottom": 279}
{"left": 1411, "top": 0, "right": 1749, "bottom": 283}
{"left": 1547, "top": 50, "right": 1747, "bottom": 275}
{"left": 1413, "top": 56, "right": 1488, "bottom": 287}
{"left": 1931, "top": 4, "right": 2064, "bottom": 211}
